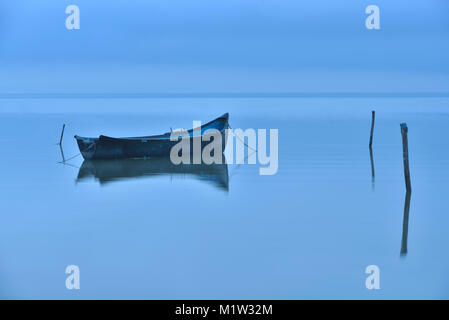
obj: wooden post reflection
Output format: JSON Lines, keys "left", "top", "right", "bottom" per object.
{"left": 400, "top": 190, "right": 412, "bottom": 256}
{"left": 59, "top": 144, "right": 66, "bottom": 163}
{"left": 369, "top": 147, "right": 375, "bottom": 188}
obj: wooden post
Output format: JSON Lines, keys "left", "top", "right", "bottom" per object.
{"left": 59, "top": 124, "right": 66, "bottom": 145}
{"left": 400, "top": 123, "right": 412, "bottom": 192}
{"left": 369, "top": 110, "right": 375, "bottom": 149}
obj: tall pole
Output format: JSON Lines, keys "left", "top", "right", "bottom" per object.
{"left": 369, "top": 111, "right": 375, "bottom": 149}
{"left": 400, "top": 123, "right": 411, "bottom": 192}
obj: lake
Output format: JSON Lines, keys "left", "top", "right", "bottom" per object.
{"left": 0, "top": 96, "right": 448, "bottom": 299}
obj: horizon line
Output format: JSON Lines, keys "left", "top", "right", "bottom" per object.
{"left": 0, "top": 92, "right": 449, "bottom": 99}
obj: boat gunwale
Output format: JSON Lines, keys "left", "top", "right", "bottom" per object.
{"left": 74, "top": 113, "right": 229, "bottom": 143}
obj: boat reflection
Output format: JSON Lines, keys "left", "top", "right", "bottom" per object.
{"left": 77, "top": 156, "right": 229, "bottom": 191}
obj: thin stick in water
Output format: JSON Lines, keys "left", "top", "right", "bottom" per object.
{"left": 400, "top": 123, "right": 412, "bottom": 192}
{"left": 59, "top": 124, "right": 66, "bottom": 145}
{"left": 369, "top": 110, "right": 375, "bottom": 149}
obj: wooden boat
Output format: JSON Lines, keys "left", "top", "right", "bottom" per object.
{"left": 74, "top": 113, "right": 229, "bottom": 160}
{"left": 76, "top": 157, "right": 229, "bottom": 190}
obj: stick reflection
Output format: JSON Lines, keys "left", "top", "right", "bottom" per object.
{"left": 369, "top": 147, "right": 375, "bottom": 189}
{"left": 400, "top": 190, "right": 412, "bottom": 256}
{"left": 59, "top": 144, "right": 66, "bottom": 163}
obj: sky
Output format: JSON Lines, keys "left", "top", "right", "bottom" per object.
{"left": 0, "top": 0, "right": 448, "bottom": 94}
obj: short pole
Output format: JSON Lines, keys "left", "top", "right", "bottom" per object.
{"left": 59, "top": 124, "right": 66, "bottom": 145}
{"left": 369, "top": 110, "right": 375, "bottom": 149}
{"left": 400, "top": 123, "right": 412, "bottom": 192}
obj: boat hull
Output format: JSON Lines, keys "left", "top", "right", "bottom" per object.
{"left": 75, "top": 113, "right": 229, "bottom": 160}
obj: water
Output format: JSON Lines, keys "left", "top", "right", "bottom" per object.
{"left": 1, "top": 97, "right": 449, "bottom": 299}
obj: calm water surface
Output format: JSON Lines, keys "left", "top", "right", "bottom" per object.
{"left": 0, "top": 98, "right": 448, "bottom": 299}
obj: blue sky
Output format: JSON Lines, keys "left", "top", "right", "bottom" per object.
{"left": 0, "top": 1, "right": 448, "bottom": 93}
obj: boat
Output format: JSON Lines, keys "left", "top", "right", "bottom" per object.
{"left": 76, "top": 157, "right": 229, "bottom": 191}
{"left": 74, "top": 113, "right": 229, "bottom": 160}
